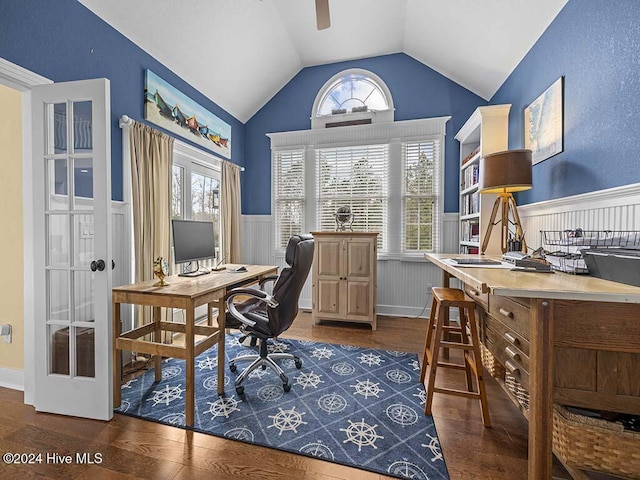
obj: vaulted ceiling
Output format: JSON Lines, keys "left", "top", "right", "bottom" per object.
{"left": 79, "top": 0, "right": 568, "bottom": 123}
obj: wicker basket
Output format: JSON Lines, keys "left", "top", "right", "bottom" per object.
{"left": 505, "top": 371, "right": 530, "bottom": 410}
{"left": 504, "top": 371, "right": 640, "bottom": 478}
{"left": 553, "top": 405, "right": 640, "bottom": 479}
{"left": 480, "top": 343, "right": 505, "bottom": 379}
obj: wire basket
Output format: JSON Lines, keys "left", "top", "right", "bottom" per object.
{"left": 540, "top": 230, "right": 640, "bottom": 273}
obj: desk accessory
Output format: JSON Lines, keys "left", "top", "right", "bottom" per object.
{"left": 211, "top": 256, "right": 226, "bottom": 271}
{"left": 479, "top": 149, "right": 532, "bottom": 254}
{"left": 153, "top": 256, "right": 169, "bottom": 286}
{"left": 334, "top": 205, "right": 354, "bottom": 231}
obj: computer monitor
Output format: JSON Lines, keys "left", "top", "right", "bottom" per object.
{"left": 172, "top": 219, "right": 215, "bottom": 276}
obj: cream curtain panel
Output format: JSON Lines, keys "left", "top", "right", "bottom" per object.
{"left": 129, "top": 122, "right": 174, "bottom": 326}
{"left": 221, "top": 161, "right": 242, "bottom": 263}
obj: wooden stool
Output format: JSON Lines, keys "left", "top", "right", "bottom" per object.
{"left": 420, "top": 287, "right": 491, "bottom": 426}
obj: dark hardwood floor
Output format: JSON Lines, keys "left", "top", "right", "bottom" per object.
{"left": 0, "top": 313, "right": 571, "bottom": 479}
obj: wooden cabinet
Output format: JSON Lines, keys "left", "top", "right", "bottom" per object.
{"left": 455, "top": 105, "right": 511, "bottom": 255}
{"left": 311, "top": 232, "right": 378, "bottom": 330}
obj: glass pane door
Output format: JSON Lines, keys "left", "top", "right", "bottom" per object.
{"left": 45, "top": 100, "right": 96, "bottom": 379}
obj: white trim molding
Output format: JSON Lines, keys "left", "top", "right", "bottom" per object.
{"left": 311, "top": 68, "right": 395, "bottom": 129}
{"left": 0, "top": 57, "right": 52, "bottom": 91}
{"left": 0, "top": 56, "right": 52, "bottom": 406}
{"left": 268, "top": 116, "right": 451, "bottom": 149}
{"left": 519, "top": 182, "right": 640, "bottom": 218}
{"left": 0, "top": 367, "right": 24, "bottom": 391}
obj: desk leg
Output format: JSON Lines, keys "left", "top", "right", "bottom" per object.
{"left": 153, "top": 306, "right": 162, "bottom": 383}
{"left": 186, "top": 305, "right": 195, "bottom": 426}
{"left": 113, "top": 299, "right": 121, "bottom": 407}
{"left": 529, "top": 298, "right": 554, "bottom": 479}
{"left": 217, "top": 298, "right": 226, "bottom": 396}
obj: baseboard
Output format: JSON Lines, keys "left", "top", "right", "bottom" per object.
{"left": 299, "top": 302, "right": 433, "bottom": 320}
{"left": 377, "top": 304, "right": 430, "bottom": 318}
{"left": 0, "top": 367, "right": 24, "bottom": 391}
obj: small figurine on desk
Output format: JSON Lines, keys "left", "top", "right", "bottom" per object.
{"left": 153, "top": 256, "right": 169, "bottom": 286}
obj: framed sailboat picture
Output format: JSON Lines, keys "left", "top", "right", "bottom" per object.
{"left": 144, "top": 69, "right": 231, "bottom": 159}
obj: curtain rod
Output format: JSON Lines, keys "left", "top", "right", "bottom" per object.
{"left": 118, "top": 115, "right": 245, "bottom": 171}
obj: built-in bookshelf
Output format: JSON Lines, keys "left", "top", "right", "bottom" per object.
{"left": 455, "top": 105, "right": 511, "bottom": 254}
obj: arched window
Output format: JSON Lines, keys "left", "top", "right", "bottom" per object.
{"left": 312, "top": 69, "right": 394, "bottom": 128}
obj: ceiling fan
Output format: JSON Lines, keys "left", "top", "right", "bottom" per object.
{"left": 315, "top": 0, "right": 330, "bottom": 30}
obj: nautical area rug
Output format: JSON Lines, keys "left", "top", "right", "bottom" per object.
{"left": 116, "top": 334, "right": 449, "bottom": 480}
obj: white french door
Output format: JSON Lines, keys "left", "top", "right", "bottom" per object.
{"left": 32, "top": 78, "right": 113, "bottom": 420}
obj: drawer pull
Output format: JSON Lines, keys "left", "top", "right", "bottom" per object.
{"left": 468, "top": 288, "right": 479, "bottom": 296}
{"left": 505, "top": 360, "right": 520, "bottom": 376}
{"left": 504, "top": 332, "right": 520, "bottom": 345}
{"left": 505, "top": 346, "right": 521, "bottom": 361}
{"left": 499, "top": 308, "right": 513, "bottom": 318}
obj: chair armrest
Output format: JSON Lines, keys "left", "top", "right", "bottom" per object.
{"left": 226, "top": 288, "right": 278, "bottom": 329}
{"left": 259, "top": 275, "right": 279, "bottom": 290}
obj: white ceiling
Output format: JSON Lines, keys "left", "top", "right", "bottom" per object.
{"left": 79, "top": 0, "right": 568, "bottom": 123}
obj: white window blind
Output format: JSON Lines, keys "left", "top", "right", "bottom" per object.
{"left": 273, "top": 149, "right": 305, "bottom": 249}
{"left": 316, "top": 145, "right": 388, "bottom": 251}
{"left": 403, "top": 140, "right": 441, "bottom": 252}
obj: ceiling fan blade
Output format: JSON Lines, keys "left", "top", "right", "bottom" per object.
{"left": 315, "top": 0, "right": 330, "bottom": 30}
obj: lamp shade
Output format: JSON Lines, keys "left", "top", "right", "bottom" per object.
{"left": 479, "top": 149, "right": 532, "bottom": 194}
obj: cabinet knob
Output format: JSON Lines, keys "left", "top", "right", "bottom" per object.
{"left": 505, "top": 360, "right": 520, "bottom": 376}
{"left": 504, "top": 332, "right": 520, "bottom": 345}
{"left": 499, "top": 308, "right": 513, "bottom": 318}
{"left": 505, "top": 345, "right": 521, "bottom": 361}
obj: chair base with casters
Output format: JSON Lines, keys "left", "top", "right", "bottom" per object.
{"left": 228, "top": 336, "right": 302, "bottom": 395}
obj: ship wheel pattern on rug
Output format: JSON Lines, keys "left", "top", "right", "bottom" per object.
{"left": 116, "top": 334, "right": 449, "bottom": 480}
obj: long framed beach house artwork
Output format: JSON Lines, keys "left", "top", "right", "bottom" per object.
{"left": 144, "top": 69, "right": 231, "bottom": 159}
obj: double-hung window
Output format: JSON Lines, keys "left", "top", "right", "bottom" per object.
{"left": 273, "top": 149, "right": 305, "bottom": 249}
{"left": 402, "top": 140, "right": 441, "bottom": 253}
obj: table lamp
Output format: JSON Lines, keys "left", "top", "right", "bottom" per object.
{"left": 479, "top": 149, "right": 532, "bottom": 254}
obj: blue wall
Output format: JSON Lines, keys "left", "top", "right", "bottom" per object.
{"left": 0, "top": 0, "right": 244, "bottom": 202}
{"left": 243, "top": 53, "right": 486, "bottom": 214}
{"left": 491, "top": 0, "right": 640, "bottom": 205}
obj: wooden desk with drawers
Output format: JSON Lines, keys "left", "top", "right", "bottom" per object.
{"left": 425, "top": 253, "right": 640, "bottom": 479}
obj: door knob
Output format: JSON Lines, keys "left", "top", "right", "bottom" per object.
{"left": 90, "top": 259, "right": 106, "bottom": 272}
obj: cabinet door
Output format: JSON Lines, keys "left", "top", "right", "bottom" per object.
{"left": 316, "top": 239, "right": 342, "bottom": 276}
{"left": 345, "top": 238, "right": 373, "bottom": 278}
{"left": 345, "top": 237, "right": 375, "bottom": 320}
{"left": 314, "top": 238, "right": 343, "bottom": 317}
{"left": 317, "top": 279, "right": 341, "bottom": 315}
{"left": 346, "top": 280, "right": 372, "bottom": 318}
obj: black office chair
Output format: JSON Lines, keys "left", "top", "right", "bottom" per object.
{"left": 225, "top": 234, "right": 314, "bottom": 395}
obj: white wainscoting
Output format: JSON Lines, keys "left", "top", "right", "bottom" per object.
{"left": 519, "top": 183, "right": 640, "bottom": 248}
{"left": 241, "top": 214, "right": 460, "bottom": 318}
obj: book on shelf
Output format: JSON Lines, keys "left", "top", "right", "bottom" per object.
{"left": 461, "top": 146, "right": 481, "bottom": 165}
{"left": 461, "top": 191, "right": 479, "bottom": 216}
{"left": 461, "top": 164, "right": 479, "bottom": 190}
{"left": 461, "top": 221, "right": 480, "bottom": 242}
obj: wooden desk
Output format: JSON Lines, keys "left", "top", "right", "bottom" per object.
{"left": 112, "top": 265, "right": 278, "bottom": 427}
{"left": 425, "top": 253, "right": 640, "bottom": 479}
